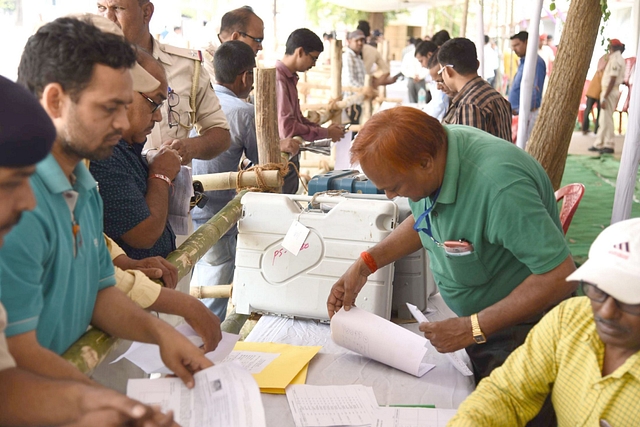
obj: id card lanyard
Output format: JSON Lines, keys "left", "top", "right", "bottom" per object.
{"left": 413, "top": 187, "right": 443, "bottom": 247}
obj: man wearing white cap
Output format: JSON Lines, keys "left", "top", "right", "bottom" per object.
{"left": 449, "top": 218, "right": 640, "bottom": 426}
{"left": 0, "top": 16, "right": 211, "bottom": 391}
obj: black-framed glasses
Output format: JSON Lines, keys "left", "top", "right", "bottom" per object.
{"left": 138, "top": 92, "right": 164, "bottom": 113}
{"left": 167, "top": 87, "right": 193, "bottom": 130}
{"left": 581, "top": 281, "right": 640, "bottom": 315}
{"left": 239, "top": 32, "right": 264, "bottom": 44}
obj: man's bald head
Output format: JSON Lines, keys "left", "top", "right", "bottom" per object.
{"left": 218, "top": 6, "right": 264, "bottom": 54}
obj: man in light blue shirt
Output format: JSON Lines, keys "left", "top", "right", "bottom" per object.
{"left": 508, "top": 31, "right": 547, "bottom": 143}
{"left": 192, "top": 41, "right": 298, "bottom": 320}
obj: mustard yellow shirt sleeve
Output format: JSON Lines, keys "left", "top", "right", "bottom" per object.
{"left": 104, "top": 235, "right": 161, "bottom": 309}
{"left": 448, "top": 304, "right": 561, "bottom": 426}
{"left": 0, "top": 303, "right": 16, "bottom": 371}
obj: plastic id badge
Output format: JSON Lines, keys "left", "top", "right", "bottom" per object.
{"left": 406, "top": 303, "right": 474, "bottom": 377}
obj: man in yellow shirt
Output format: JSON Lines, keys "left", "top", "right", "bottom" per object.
{"left": 449, "top": 218, "right": 640, "bottom": 426}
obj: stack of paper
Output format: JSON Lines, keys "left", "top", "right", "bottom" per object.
{"left": 330, "top": 307, "right": 435, "bottom": 377}
{"left": 286, "top": 384, "right": 379, "bottom": 427}
{"left": 227, "top": 342, "right": 321, "bottom": 394}
{"left": 285, "top": 384, "right": 457, "bottom": 427}
{"left": 127, "top": 362, "right": 266, "bottom": 427}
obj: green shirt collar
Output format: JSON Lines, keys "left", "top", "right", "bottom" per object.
{"left": 36, "top": 154, "right": 97, "bottom": 195}
{"left": 438, "top": 126, "right": 460, "bottom": 205}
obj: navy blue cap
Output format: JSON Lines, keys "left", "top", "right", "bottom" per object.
{"left": 0, "top": 75, "right": 56, "bottom": 167}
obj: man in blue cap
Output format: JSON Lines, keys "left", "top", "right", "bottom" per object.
{"left": 0, "top": 75, "right": 176, "bottom": 427}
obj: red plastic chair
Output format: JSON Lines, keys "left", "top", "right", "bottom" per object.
{"left": 555, "top": 183, "right": 585, "bottom": 235}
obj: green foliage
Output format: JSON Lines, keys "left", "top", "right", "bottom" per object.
{"left": 0, "top": 0, "right": 16, "bottom": 12}
{"left": 305, "top": 0, "right": 401, "bottom": 30}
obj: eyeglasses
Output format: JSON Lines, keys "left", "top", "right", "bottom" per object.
{"left": 581, "top": 281, "right": 640, "bottom": 315}
{"left": 138, "top": 92, "right": 164, "bottom": 113}
{"left": 167, "top": 87, "right": 193, "bottom": 130}
{"left": 307, "top": 52, "right": 319, "bottom": 64}
{"left": 437, "top": 64, "right": 454, "bottom": 75}
{"left": 239, "top": 32, "right": 264, "bottom": 44}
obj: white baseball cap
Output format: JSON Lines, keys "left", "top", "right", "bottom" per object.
{"left": 567, "top": 218, "right": 640, "bottom": 305}
{"left": 68, "top": 13, "right": 160, "bottom": 94}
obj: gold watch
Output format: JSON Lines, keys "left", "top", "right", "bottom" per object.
{"left": 471, "top": 313, "right": 487, "bottom": 344}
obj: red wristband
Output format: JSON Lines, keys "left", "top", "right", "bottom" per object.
{"left": 150, "top": 173, "right": 172, "bottom": 186}
{"left": 360, "top": 251, "right": 378, "bottom": 274}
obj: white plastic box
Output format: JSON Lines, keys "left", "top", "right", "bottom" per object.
{"left": 232, "top": 192, "right": 398, "bottom": 321}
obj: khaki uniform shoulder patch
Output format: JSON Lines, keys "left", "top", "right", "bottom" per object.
{"left": 161, "top": 44, "right": 203, "bottom": 62}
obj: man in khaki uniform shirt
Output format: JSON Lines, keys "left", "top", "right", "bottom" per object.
{"left": 590, "top": 39, "right": 627, "bottom": 154}
{"left": 98, "top": 0, "right": 231, "bottom": 235}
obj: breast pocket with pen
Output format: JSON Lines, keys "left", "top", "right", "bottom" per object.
{"left": 440, "top": 240, "right": 491, "bottom": 286}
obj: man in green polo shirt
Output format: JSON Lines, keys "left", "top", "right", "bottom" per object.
{"left": 326, "top": 107, "right": 575, "bottom": 425}
{"left": 0, "top": 16, "right": 210, "bottom": 390}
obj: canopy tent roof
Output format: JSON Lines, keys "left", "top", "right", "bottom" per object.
{"left": 324, "top": 0, "right": 455, "bottom": 12}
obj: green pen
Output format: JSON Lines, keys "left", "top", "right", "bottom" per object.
{"left": 387, "top": 404, "right": 436, "bottom": 408}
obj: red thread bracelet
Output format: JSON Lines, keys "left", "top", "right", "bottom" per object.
{"left": 360, "top": 251, "right": 378, "bottom": 273}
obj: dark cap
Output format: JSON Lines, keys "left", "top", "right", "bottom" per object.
{"left": 0, "top": 76, "right": 55, "bottom": 167}
{"left": 347, "top": 30, "right": 366, "bottom": 40}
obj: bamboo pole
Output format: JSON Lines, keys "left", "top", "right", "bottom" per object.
{"left": 193, "top": 171, "right": 282, "bottom": 191}
{"left": 166, "top": 190, "right": 247, "bottom": 279}
{"left": 190, "top": 284, "right": 232, "bottom": 299}
{"left": 330, "top": 39, "right": 343, "bottom": 125}
{"left": 62, "top": 191, "right": 248, "bottom": 375}
{"left": 254, "top": 68, "right": 281, "bottom": 165}
{"left": 361, "top": 75, "right": 373, "bottom": 124}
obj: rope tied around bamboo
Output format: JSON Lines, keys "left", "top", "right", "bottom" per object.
{"left": 237, "top": 162, "right": 288, "bottom": 193}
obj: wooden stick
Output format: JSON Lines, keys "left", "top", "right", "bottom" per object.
{"left": 193, "top": 170, "right": 282, "bottom": 191}
{"left": 254, "top": 68, "right": 281, "bottom": 166}
{"left": 361, "top": 75, "right": 373, "bottom": 124}
{"left": 330, "top": 39, "right": 343, "bottom": 125}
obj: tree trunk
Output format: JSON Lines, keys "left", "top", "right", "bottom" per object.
{"left": 461, "top": 0, "right": 470, "bottom": 37}
{"left": 526, "top": 0, "right": 602, "bottom": 189}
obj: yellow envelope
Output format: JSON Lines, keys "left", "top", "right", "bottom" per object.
{"left": 232, "top": 342, "right": 321, "bottom": 394}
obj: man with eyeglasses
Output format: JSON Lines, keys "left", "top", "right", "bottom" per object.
{"left": 202, "top": 6, "right": 265, "bottom": 81}
{"left": 191, "top": 41, "right": 300, "bottom": 320}
{"left": 438, "top": 38, "right": 512, "bottom": 142}
{"left": 90, "top": 48, "right": 180, "bottom": 261}
{"left": 97, "top": 0, "right": 231, "bottom": 236}
{"left": 450, "top": 218, "right": 640, "bottom": 426}
{"left": 1, "top": 16, "right": 212, "bottom": 395}
{"left": 276, "top": 28, "right": 346, "bottom": 194}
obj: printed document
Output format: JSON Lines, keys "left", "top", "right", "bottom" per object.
{"left": 331, "top": 307, "right": 435, "bottom": 377}
{"left": 113, "top": 324, "right": 239, "bottom": 373}
{"left": 375, "top": 407, "right": 457, "bottom": 427}
{"left": 286, "top": 384, "right": 378, "bottom": 427}
{"left": 127, "top": 362, "right": 266, "bottom": 427}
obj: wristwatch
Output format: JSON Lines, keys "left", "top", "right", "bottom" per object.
{"left": 471, "top": 313, "right": 487, "bottom": 344}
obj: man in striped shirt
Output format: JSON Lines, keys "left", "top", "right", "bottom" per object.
{"left": 438, "top": 38, "right": 512, "bottom": 141}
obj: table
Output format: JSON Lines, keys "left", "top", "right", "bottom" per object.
{"left": 246, "top": 295, "right": 475, "bottom": 426}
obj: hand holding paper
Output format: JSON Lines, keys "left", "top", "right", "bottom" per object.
{"left": 406, "top": 303, "right": 474, "bottom": 377}
{"left": 330, "top": 307, "right": 435, "bottom": 377}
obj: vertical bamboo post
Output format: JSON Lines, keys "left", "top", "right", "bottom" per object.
{"left": 330, "top": 39, "right": 343, "bottom": 125}
{"left": 361, "top": 74, "right": 373, "bottom": 124}
{"left": 301, "top": 71, "right": 308, "bottom": 104}
{"left": 254, "top": 67, "right": 281, "bottom": 165}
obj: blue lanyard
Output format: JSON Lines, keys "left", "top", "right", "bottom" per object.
{"left": 413, "top": 187, "right": 442, "bottom": 246}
